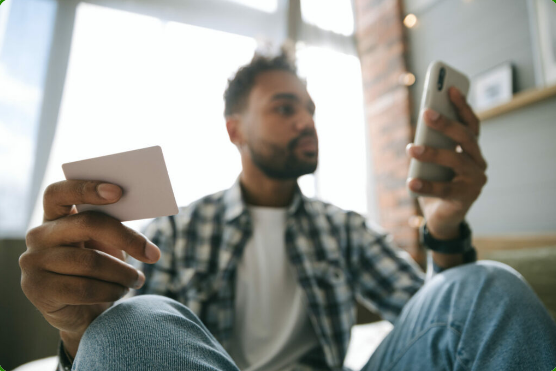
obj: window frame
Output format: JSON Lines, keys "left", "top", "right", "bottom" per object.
{"left": 24, "top": 0, "right": 370, "bottom": 235}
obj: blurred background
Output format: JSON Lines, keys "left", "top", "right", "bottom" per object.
{"left": 1, "top": 0, "right": 555, "bottom": 369}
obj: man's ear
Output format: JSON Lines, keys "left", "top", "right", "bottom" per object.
{"left": 226, "top": 114, "right": 245, "bottom": 148}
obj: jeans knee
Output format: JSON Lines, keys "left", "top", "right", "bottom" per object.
{"left": 75, "top": 294, "right": 202, "bottom": 368}
{"left": 112, "top": 294, "right": 181, "bottom": 315}
{"left": 105, "top": 294, "right": 173, "bottom": 321}
{"left": 80, "top": 295, "right": 190, "bottom": 346}
{"left": 436, "top": 260, "right": 532, "bottom": 302}
{"left": 445, "top": 260, "right": 523, "bottom": 284}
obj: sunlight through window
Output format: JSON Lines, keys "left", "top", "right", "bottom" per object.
{"left": 222, "top": 0, "right": 278, "bottom": 13}
{"left": 28, "top": 2, "right": 365, "bottom": 233}
{"left": 0, "top": 0, "right": 57, "bottom": 237}
{"left": 297, "top": 44, "right": 367, "bottom": 216}
{"left": 301, "top": 0, "right": 354, "bottom": 36}
{"left": 29, "top": 3, "right": 259, "bottom": 233}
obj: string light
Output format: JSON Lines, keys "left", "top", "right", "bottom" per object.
{"left": 399, "top": 72, "right": 416, "bottom": 86}
{"left": 408, "top": 215, "right": 425, "bottom": 228}
{"left": 403, "top": 14, "right": 417, "bottom": 28}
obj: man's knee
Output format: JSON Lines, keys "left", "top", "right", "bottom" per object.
{"left": 74, "top": 295, "right": 237, "bottom": 371}
{"left": 79, "top": 296, "right": 184, "bottom": 348}
{"left": 98, "top": 294, "right": 178, "bottom": 323}
{"left": 440, "top": 260, "right": 524, "bottom": 286}
{"left": 429, "top": 260, "right": 532, "bottom": 304}
{"left": 113, "top": 294, "right": 190, "bottom": 316}
{"left": 74, "top": 295, "right": 195, "bottom": 368}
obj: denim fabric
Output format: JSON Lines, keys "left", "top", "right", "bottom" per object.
{"left": 72, "top": 261, "right": 556, "bottom": 371}
{"left": 361, "top": 260, "right": 556, "bottom": 371}
{"left": 72, "top": 295, "right": 240, "bottom": 371}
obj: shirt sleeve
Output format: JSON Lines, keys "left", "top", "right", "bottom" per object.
{"left": 349, "top": 212, "right": 426, "bottom": 324}
{"left": 126, "top": 215, "right": 179, "bottom": 299}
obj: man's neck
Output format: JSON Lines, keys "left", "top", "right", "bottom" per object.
{"left": 239, "top": 171, "right": 297, "bottom": 208}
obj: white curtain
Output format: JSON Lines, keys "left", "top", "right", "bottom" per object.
{"left": 0, "top": 0, "right": 58, "bottom": 238}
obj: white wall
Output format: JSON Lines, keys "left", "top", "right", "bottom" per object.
{"left": 402, "top": 0, "right": 556, "bottom": 235}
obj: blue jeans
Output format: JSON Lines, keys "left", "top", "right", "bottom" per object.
{"left": 72, "top": 261, "right": 556, "bottom": 370}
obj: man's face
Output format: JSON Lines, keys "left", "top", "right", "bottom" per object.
{"left": 239, "top": 70, "right": 318, "bottom": 180}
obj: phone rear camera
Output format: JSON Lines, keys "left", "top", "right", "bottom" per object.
{"left": 437, "top": 67, "right": 445, "bottom": 91}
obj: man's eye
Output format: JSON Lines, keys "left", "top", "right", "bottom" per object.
{"left": 277, "top": 105, "right": 295, "bottom": 116}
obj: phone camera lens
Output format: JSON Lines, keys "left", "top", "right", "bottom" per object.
{"left": 437, "top": 67, "right": 446, "bottom": 91}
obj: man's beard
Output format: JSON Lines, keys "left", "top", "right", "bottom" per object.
{"left": 247, "top": 136, "right": 318, "bottom": 180}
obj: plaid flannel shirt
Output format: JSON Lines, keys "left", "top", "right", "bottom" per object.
{"left": 126, "top": 175, "right": 426, "bottom": 371}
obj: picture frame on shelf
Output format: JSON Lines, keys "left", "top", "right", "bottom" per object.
{"left": 528, "top": 0, "right": 556, "bottom": 87}
{"left": 470, "top": 62, "right": 514, "bottom": 112}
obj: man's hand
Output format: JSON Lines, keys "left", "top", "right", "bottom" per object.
{"left": 406, "top": 86, "right": 488, "bottom": 239}
{"left": 19, "top": 180, "right": 161, "bottom": 358}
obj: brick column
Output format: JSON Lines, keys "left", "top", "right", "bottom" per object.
{"left": 354, "top": 0, "right": 425, "bottom": 265}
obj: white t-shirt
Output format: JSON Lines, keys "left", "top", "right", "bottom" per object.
{"left": 228, "top": 205, "right": 320, "bottom": 371}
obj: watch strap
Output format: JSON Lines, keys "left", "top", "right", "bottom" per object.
{"left": 58, "top": 340, "right": 74, "bottom": 371}
{"left": 420, "top": 220, "right": 472, "bottom": 254}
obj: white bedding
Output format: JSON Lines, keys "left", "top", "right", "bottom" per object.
{"left": 12, "top": 355, "right": 57, "bottom": 371}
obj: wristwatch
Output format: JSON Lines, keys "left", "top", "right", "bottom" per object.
{"left": 420, "top": 220, "right": 477, "bottom": 273}
{"left": 58, "top": 340, "right": 73, "bottom": 371}
{"left": 419, "top": 220, "right": 473, "bottom": 254}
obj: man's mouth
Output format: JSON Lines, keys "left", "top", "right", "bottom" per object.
{"left": 296, "top": 137, "right": 318, "bottom": 151}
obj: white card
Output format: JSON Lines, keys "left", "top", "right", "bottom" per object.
{"left": 62, "top": 146, "right": 179, "bottom": 222}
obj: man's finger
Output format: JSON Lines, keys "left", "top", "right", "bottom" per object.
{"left": 406, "top": 144, "right": 476, "bottom": 176}
{"left": 449, "top": 86, "right": 481, "bottom": 138}
{"left": 36, "top": 246, "right": 145, "bottom": 290}
{"left": 423, "top": 109, "right": 488, "bottom": 171}
{"left": 43, "top": 180, "right": 122, "bottom": 222}
{"left": 27, "top": 211, "right": 160, "bottom": 263}
{"left": 407, "top": 177, "right": 457, "bottom": 199}
{"left": 44, "top": 272, "right": 131, "bottom": 306}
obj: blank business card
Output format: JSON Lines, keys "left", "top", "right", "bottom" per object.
{"left": 62, "top": 146, "right": 179, "bottom": 222}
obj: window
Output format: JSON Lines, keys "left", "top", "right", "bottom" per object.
{"left": 0, "top": 0, "right": 57, "bottom": 238}
{"left": 18, "top": 0, "right": 370, "bottom": 236}
{"left": 297, "top": 44, "right": 367, "bottom": 216}
{"left": 221, "top": 0, "right": 278, "bottom": 13}
{"left": 29, "top": 3, "right": 260, "bottom": 232}
{"left": 301, "top": 0, "right": 355, "bottom": 36}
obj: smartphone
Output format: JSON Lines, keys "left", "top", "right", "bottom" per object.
{"left": 407, "top": 60, "right": 470, "bottom": 198}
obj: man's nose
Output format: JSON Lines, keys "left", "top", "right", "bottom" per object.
{"left": 294, "top": 110, "right": 316, "bottom": 132}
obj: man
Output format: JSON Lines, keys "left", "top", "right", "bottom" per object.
{"left": 20, "top": 51, "right": 556, "bottom": 371}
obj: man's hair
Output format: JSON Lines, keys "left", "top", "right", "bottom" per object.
{"left": 223, "top": 47, "right": 299, "bottom": 117}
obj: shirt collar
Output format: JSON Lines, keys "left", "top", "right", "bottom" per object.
{"left": 223, "top": 174, "right": 306, "bottom": 223}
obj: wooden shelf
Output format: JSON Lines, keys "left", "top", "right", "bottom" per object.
{"left": 477, "top": 84, "right": 556, "bottom": 121}
{"left": 473, "top": 234, "right": 556, "bottom": 253}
